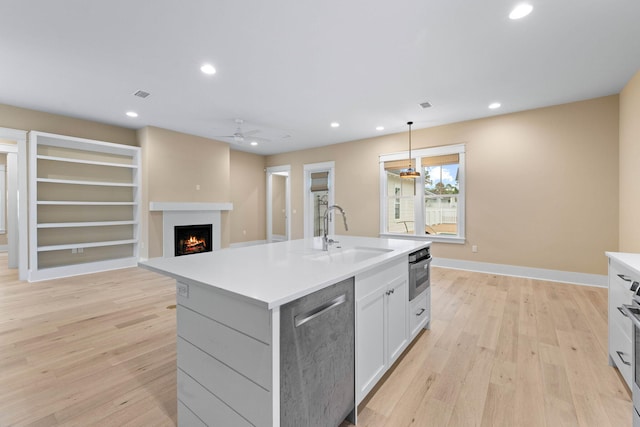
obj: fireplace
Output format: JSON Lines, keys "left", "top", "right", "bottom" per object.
{"left": 174, "top": 224, "right": 213, "bottom": 257}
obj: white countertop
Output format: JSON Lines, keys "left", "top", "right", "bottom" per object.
{"left": 140, "top": 236, "right": 430, "bottom": 309}
{"left": 606, "top": 251, "right": 640, "bottom": 277}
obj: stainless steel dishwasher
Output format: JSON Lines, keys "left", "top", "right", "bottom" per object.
{"left": 280, "top": 277, "right": 355, "bottom": 427}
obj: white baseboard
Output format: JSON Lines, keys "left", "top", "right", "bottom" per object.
{"left": 229, "top": 240, "right": 267, "bottom": 248}
{"left": 432, "top": 257, "right": 607, "bottom": 288}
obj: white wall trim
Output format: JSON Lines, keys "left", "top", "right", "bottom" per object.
{"left": 432, "top": 257, "right": 607, "bottom": 288}
{"left": 0, "top": 127, "right": 27, "bottom": 279}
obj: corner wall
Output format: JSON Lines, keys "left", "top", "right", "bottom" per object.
{"left": 139, "top": 126, "right": 231, "bottom": 258}
{"left": 619, "top": 70, "right": 640, "bottom": 252}
{"left": 229, "top": 150, "right": 267, "bottom": 244}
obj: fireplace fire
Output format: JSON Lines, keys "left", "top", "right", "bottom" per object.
{"left": 174, "top": 224, "right": 213, "bottom": 257}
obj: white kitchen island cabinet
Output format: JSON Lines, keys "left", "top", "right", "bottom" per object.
{"left": 606, "top": 252, "right": 640, "bottom": 391}
{"left": 355, "top": 258, "right": 409, "bottom": 403}
{"left": 140, "top": 236, "right": 430, "bottom": 426}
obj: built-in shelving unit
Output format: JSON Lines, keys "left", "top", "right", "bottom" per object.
{"left": 28, "top": 131, "right": 141, "bottom": 281}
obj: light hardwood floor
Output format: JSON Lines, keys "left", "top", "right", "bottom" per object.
{"left": 0, "top": 252, "right": 632, "bottom": 426}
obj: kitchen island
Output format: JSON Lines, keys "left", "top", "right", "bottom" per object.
{"left": 140, "top": 235, "right": 430, "bottom": 426}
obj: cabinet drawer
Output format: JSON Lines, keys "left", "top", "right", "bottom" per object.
{"left": 609, "top": 321, "right": 633, "bottom": 390}
{"left": 356, "top": 258, "right": 406, "bottom": 299}
{"left": 409, "top": 288, "right": 429, "bottom": 338}
{"left": 609, "top": 285, "right": 634, "bottom": 339}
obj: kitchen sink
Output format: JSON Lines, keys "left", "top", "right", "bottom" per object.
{"left": 304, "top": 247, "right": 393, "bottom": 264}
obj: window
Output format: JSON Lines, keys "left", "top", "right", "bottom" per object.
{"left": 379, "top": 144, "right": 465, "bottom": 243}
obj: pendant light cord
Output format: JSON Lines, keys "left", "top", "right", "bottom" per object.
{"left": 407, "top": 121, "right": 413, "bottom": 168}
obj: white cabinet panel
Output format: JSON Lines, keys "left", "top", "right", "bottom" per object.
{"left": 177, "top": 369, "right": 253, "bottom": 427}
{"left": 387, "top": 276, "right": 409, "bottom": 364}
{"left": 177, "top": 305, "right": 272, "bottom": 390}
{"left": 410, "top": 287, "right": 430, "bottom": 339}
{"left": 356, "top": 287, "right": 386, "bottom": 400}
{"left": 178, "top": 337, "right": 271, "bottom": 427}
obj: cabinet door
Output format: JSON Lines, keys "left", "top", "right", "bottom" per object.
{"left": 356, "top": 288, "right": 386, "bottom": 402}
{"left": 386, "top": 277, "right": 409, "bottom": 365}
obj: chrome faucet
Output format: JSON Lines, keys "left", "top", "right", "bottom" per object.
{"left": 323, "top": 205, "right": 348, "bottom": 251}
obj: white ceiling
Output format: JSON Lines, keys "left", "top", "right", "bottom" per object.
{"left": 1, "top": 0, "right": 639, "bottom": 155}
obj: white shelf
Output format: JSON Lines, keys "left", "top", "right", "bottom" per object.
{"left": 37, "top": 239, "right": 138, "bottom": 252}
{"left": 29, "top": 131, "right": 141, "bottom": 281}
{"left": 37, "top": 178, "right": 136, "bottom": 187}
{"left": 37, "top": 154, "right": 138, "bottom": 169}
{"left": 38, "top": 201, "right": 136, "bottom": 206}
{"left": 37, "top": 220, "right": 137, "bottom": 228}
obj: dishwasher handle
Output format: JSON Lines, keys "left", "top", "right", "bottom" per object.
{"left": 294, "top": 294, "right": 347, "bottom": 328}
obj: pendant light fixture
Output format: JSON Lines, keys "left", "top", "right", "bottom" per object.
{"left": 400, "top": 121, "right": 420, "bottom": 178}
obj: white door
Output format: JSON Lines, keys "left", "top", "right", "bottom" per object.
{"left": 303, "top": 161, "right": 335, "bottom": 239}
{"left": 266, "top": 165, "right": 290, "bottom": 243}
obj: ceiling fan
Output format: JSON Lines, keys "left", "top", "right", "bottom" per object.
{"left": 212, "top": 118, "right": 260, "bottom": 143}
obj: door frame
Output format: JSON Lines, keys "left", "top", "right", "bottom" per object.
{"left": 303, "top": 161, "right": 335, "bottom": 239}
{"left": 0, "top": 127, "right": 28, "bottom": 280}
{"left": 266, "top": 165, "right": 291, "bottom": 243}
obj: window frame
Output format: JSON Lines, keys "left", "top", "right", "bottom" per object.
{"left": 379, "top": 144, "right": 466, "bottom": 244}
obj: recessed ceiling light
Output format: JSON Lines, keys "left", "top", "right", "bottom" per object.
{"left": 488, "top": 102, "right": 501, "bottom": 109}
{"left": 330, "top": 122, "right": 340, "bottom": 128}
{"left": 200, "top": 64, "right": 216, "bottom": 75}
{"left": 126, "top": 111, "right": 138, "bottom": 118}
{"left": 250, "top": 141, "right": 258, "bottom": 146}
{"left": 509, "top": 3, "right": 533, "bottom": 19}
{"left": 376, "top": 126, "right": 384, "bottom": 131}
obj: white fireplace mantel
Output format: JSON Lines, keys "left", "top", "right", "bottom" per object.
{"left": 150, "top": 201, "right": 233, "bottom": 257}
{"left": 149, "top": 202, "right": 233, "bottom": 212}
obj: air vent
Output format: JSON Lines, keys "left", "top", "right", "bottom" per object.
{"left": 420, "top": 101, "right": 432, "bottom": 109}
{"left": 133, "top": 90, "right": 151, "bottom": 99}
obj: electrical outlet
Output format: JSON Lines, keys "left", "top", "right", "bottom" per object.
{"left": 177, "top": 283, "right": 189, "bottom": 298}
{"left": 78, "top": 248, "right": 84, "bottom": 254}
{"left": 71, "top": 248, "right": 77, "bottom": 254}
{"left": 196, "top": 184, "right": 200, "bottom": 190}
{"left": 472, "top": 245, "right": 478, "bottom": 253}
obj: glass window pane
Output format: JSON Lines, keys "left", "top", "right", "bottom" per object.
{"left": 385, "top": 169, "right": 415, "bottom": 234}
{"left": 424, "top": 162, "right": 459, "bottom": 236}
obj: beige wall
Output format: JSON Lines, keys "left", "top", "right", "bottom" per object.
{"left": 619, "top": 70, "right": 640, "bottom": 252}
{"left": 139, "top": 126, "right": 232, "bottom": 258}
{"left": 0, "top": 103, "right": 137, "bottom": 146}
{"left": 229, "top": 150, "right": 266, "bottom": 244}
{"left": 267, "top": 96, "right": 619, "bottom": 275}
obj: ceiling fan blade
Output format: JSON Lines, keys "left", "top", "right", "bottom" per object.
{"left": 243, "top": 129, "right": 260, "bottom": 137}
